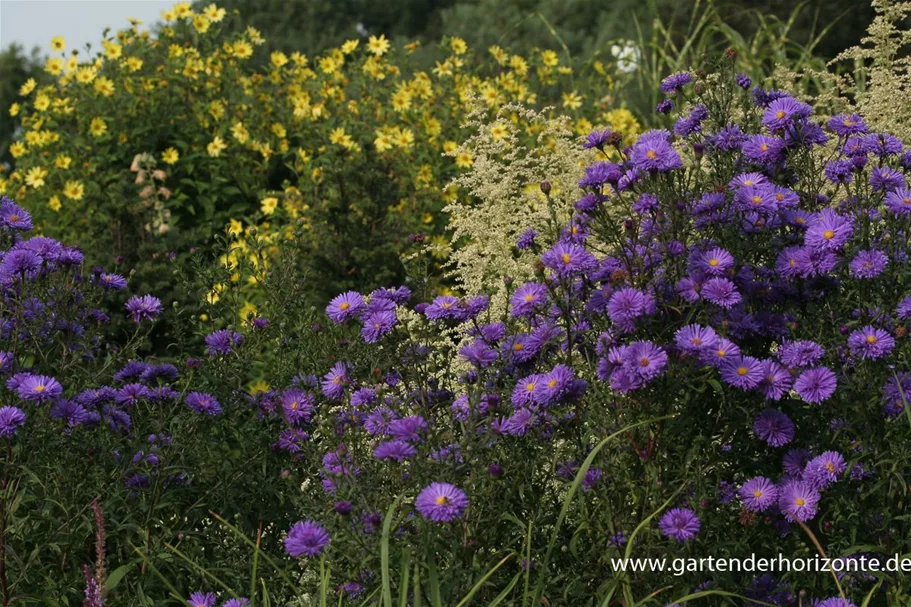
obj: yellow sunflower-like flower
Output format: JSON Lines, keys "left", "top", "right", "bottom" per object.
{"left": 55, "top": 154, "right": 72, "bottom": 169}
{"left": 24, "top": 166, "right": 48, "bottom": 189}
{"left": 89, "top": 117, "right": 107, "bottom": 137}
{"left": 260, "top": 197, "right": 278, "bottom": 215}
{"left": 19, "top": 79, "right": 37, "bottom": 96}
{"left": 50, "top": 36, "right": 65, "bottom": 52}
{"left": 207, "top": 136, "right": 227, "bottom": 157}
{"left": 45, "top": 57, "right": 64, "bottom": 76}
{"left": 367, "top": 34, "right": 390, "bottom": 57}
{"left": 48, "top": 195, "right": 62, "bottom": 212}
{"left": 63, "top": 180, "right": 84, "bottom": 200}
{"left": 162, "top": 148, "right": 179, "bottom": 165}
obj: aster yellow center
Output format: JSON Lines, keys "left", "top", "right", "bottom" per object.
{"left": 639, "top": 357, "right": 650, "bottom": 367}
{"left": 823, "top": 230, "right": 835, "bottom": 240}
{"left": 547, "top": 379, "right": 557, "bottom": 388}
{"left": 691, "top": 337, "right": 702, "bottom": 346}
{"left": 34, "top": 385, "right": 45, "bottom": 392}
{"left": 795, "top": 217, "right": 805, "bottom": 224}
{"left": 9, "top": 215, "right": 18, "bottom": 222}
{"left": 866, "top": 334, "right": 877, "bottom": 344}
{"left": 776, "top": 111, "right": 786, "bottom": 119}
{"left": 826, "top": 462, "right": 835, "bottom": 472}
{"left": 513, "top": 343, "right": 524, "bottom": 351}
{"left": 526, "top": 383, "right": 535, "bottom": 392}
{"left": 524, "top": 294, "right": 534, "bottom": 302}
{"left": 752, "top": 196, "right": 762, "bottom": 204}
{"left": 708, "top": 259, "right": 719, "bottom": 267}
{"left": 441, "top": 302, "right": 452, "bottom": 308}
{"left": 339, "top": 302, "right": 350, "bottom": 311}
{"left": 776, "top": 193, "right": 784, "bottom": 201}
{"left": 290, "top": 402, "right": 298, "bottom": 410}
{"left": 646, "top": 150, "right": 657, "bottom": 159}
{"left": 760, "top": 144, "right": 768, "bottom": 152}
{"left": 562, "top": 253, "right": 571, "bottom": 264}
{"left": 737, "top": 366, "right": 748, "bottom": 376}
{"left": 717, "top": 349, "right": 726, "bottom": 357}
{"left": 844, "top": 120, "right": 854, "bottom": 126}
{"left": 904, "top": 198, "right": 911, "bottom": 205}
{"left": 795, "top": 498, "right": 805, "bottom": 506}
{"left": 753, "top": 490, "right": 763, "bottom": 497}
{"left": 435, "top": 496, "right": 449, "bottom": 505}
{"left": 743, "top": 180, "right": 754, "bottom": 186}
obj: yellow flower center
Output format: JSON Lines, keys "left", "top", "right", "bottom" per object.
{"left": 753, "top": 490, "right": 763, "bottom": 498}
{"left": 760, "top": 144, "right": 769, "bottom": 152}
{"left": 524, "top": 294, "right": 534, "bottom": 302}
{"left": 290, "top": 402, "right": 298, "bottom": 410}
{"left": 743, "top": 180, "right": 754, "bottom": 186}
{"left": 737, "top": 366, "right": 748, "bottom": 376}
{"left": 547, "top": 379, "right": 558, "bottom": 388}
{"left": 639, "top": 357, "right": 650, "bottom": 367}
{"left": 513, "top": 343, "right": 524, "bottom": 351}
{"left": 826, "top": 462, "right": 835, "bottom": 472}
{"left": 691, "top": 338, "right": 702, "bottom": 346}
{"left": 646, "top": 150, "right": 657, "bottom": 159}
{"left": 823, "top": 230, "right": 835, "bottom": 240}
{"left": 717, "top": 349, "right": 726, "bottom": 357}
{"left": 904, "top": 198, "right": 911, "bottom": 205}
{"left": 866, "top": 334, "right": 877, "bottom": 344}
{"left": 526, "top": 383, "right": 535, "bottom": 392}
{"left": 752, "top": 196, "right": 762, "bottom": 204}
{"left": 776, "top": 110, "right": 786, "bottom": 119}
{"left": 562, "top": 253, "right": 571, "bottom": 264}
{"left": 435, "top": 496, "right": 449, "bottom": 506}
{"left": 339, "top": 302, "right": 350, "bottom": 311}
{"left": 9, "top": 215, "right": 18, "bottom": 222}
{"left": 795, "top": 217, "right": 805, "bottom": 224}
{"left": 34, "top": 385, "right": 45, "bottom": 392}
{"left": 795, "top": 498, "right": 805, "bottom": 506}
{"left": 708, "top": 259, "right": 719, "bottom": 267}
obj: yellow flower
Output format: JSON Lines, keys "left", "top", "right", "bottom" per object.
{"left": 193, "top": 14, "right": 211, "bottom": 33}
{"left": 203, "top": 3, "right": 226, "bottom": 21}
{"left": 161, "top": 9, "right": 176, "bottom": 21}
{"left": 271, "top": 123, "right": 287, "bottom": 138}
{"left": 341, "top": 39, "right": 359, "bottom": 54}
{"left": 329, "top": 127, "right": 353, "bottom": 149}
{"left": 162, "top": 148, "right": 179, "bottom": 164}
{"left": 65, "top": 56, "right": 78, "bottom": 73}
{"left": 102, "top": 40, "right": 122, "bottom": 60}
{"left": 124, "top": 56, "right": 143, "bottom": 72}
{"left": 561, "top": 91, "right": 583, "bottom": 110}
{"left": 450, "top": 37, "right": 468, "bottom": 55}
{"left": 173, "top": 2, "right": 192, "bottom": 18}
{"left": 48, "top": 195, "right": 62, "bottom": 212}
{"left": 367, "top": 34, "right": 390, "bottom": 57}
{"left": 228, "top": 219, "right": 243, "bottom": 235}
{"left": 9, "top": 142, "right": 27, "bottom": 158}
{"left": 239, "top": 301, "right": 257, "bottom": 319}
{"left": 230, "top": 121, "right": 249, "bottom": 143}
{"left": 374, "top": 132, "right": 394, "bottom": 152}
{"left": 55, "top": 154, "right": 72, "bottom": 169}
{"left": 233, "top": 40, "right": 253, "bottom": 59}
{"left": 63, "top": 180, "right": 84, "bottom": 200}
{"left": 424, "top": 117, "right": 442, "bottom": 138}
{"left": 270, "top": 51, "right": 288, "bottom": 68}
{"left": 490, "top": 123, "right": 508, "bottom": 140}
{"left": 260, "top": 196, "right": 278, "bottom": 215}
{"left": 89, "top": 117, "right": 107, "bottom": 137}
{"left": 455, "top": 152, "right": 473, "bottom": 169}
{"left": 94, "top": 77, "right": 115, "bottom": 97}
{"left": 509, "top": 55, "right": 528, "bottom": 76}
{"left": 392, "top": 128, "right": 415, "bottom": 150}
{"left": 8, "top": 103, "right": 20, "bottom": 117}
{"left": 541, "top": 50, "right": 559, "bottom": 67}
{"left": 209, "top": 100, "right": 225, "bottom": 120}
{"left": 45, "top": 57, "right": 64, "bottom": 76}
{"left": 33, "top": 95, "right": 50, "bottom": 111}
{"left": 75, "top": 66, "right": 97, "bottom": 84}
{"left": 50, "top": 36, "right": 65, "bottom": 52}
{"left": 442, "top": 140, "right": 458, "bottom": 154}
{"left": 207, "top": 136, "right": 227, "bottom": 157}
{"left": 19, "top": 79, "right": 37, "bottom": 96}
{"left": 248, "top": 379, "right": 270, "bottom": 395}
{"left": 24, "top": 166, "right": 48, "bottom": 189}
{"left": 391, "top": 90, "right": 412, "bottom": 112}
{"left": 489, "top": 45, "right": 508, "bottom": 65}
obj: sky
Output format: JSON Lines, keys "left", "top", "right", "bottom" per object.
{"left": 0, "top": 0, "right": 172, "bottom": 55}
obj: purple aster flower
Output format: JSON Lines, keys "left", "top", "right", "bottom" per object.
{"left": 655, "top": 99, "right": 673, "bottom": 114}
{"left": 753, "top": 409, "right": 795, "bottom": 447}
{"left": 794, "top": 367, "right": 837, "bottom": 404}
{"left": 541, "top": 242, "right": 597, "bottom": 276}
{"left": 805, "top": 209, "right": 854, "bottom": 251}
{"left": 848, "top": 249, "right": 888, "bottom": 279}
{"left": 185, "top": 392, "right": 221, "bottom": 415}
{"left": 223, "top": 600, "right": 250, "bottom": 607}
{"left": 847, "top": 326, "right": 894, "bottom": 360}
{"left": 885, "top": 187, "right": 911, "bottom": 215}
{"left": 730, "top": 172, "right": 769, "bottom": 189}
{"left": 502, "top": 407, "right": 535, "bottom": 436}
{"left": 699, "top": 338, "right": 741, "bottom": 367}
{"left": 804, "top": 451, "right": 846, "bottom": 489}
{"left": 674, "top": 324, "right": 719, "bottom": 352}
{"left": 607, "top": 287, "right": 654, "bottom": 324}
{"left": 742, "top": 135, "right": 784, "bottom": 166}
{"left": 870, "top": 165, "right": 905, "bottom": 192}
{"left": 95, "top": 272, "right": 128, "bottom": 290}
{"left": 187, "top": 592, "right": 217, "bottom": 607}
{"left": 326, "top": 291, "right": 364, "bottom": 323}
{"left": 510, "top": 282, "right": 548, "bottom": 317}
{"left": 424, "top": 295, "right": 463, "bottom": 320}
{"left": 0, "top": 198, "right": 33, "bottom": 231}
{"left": 817, "top": 599, "right": 857, "bottom": 607}
{"left": 778, "top": 480, "right": 820, "bottom": 522}
{"left": 736, "top": 185, "right": 778, "bottom": 213}
{"left": 696, "top": 248, "right": 734, "bottom": 276}
{"left": 282, "top": 389, "right": 314, "bottom": 424}
{"left": 321, "top": 362, "right": 350, "bottom": 401}
{"left": 658, "top": 508, "right": 700, "bottom": 542}
{"left": 735, "top": 73, "right": 752, "bottom": 88}
{"left": 739, "top": 477, "right": 779, "bottom": 512}
{"left": 459, "top": 339, "right": 498, "bottom": 367}
{"left": 517, "top": 228, "right": 538, "bottom": 250}
{"left": 361, "top": 310, "right": 397, "bottom": 343}
{"left": 583, "top": 129, "right": 613, "bottom": 150}
{"left": 621, "top": 341, "right": 668, "bottom": 381}
{"left": 388, "top": 416, "right": 427, "bottom": 442}
{"left": 579, "top": 162, "right": 623, "bottom": 187}
{"left": 778, "top": 340, "right": 825, "bottom": 368}
{"left": 15, "top": 374, "right": 63, "bottom": 402}
{"left": 827, "top": 114, "right": 868, "bottom": 137}
{"left": 0, "top": 406, "right": 26, "bottom": 437}
{"left": 864, "top": 133, "right": 903, "bottom": 156}
{"left": 674, "top": 104, "right": 708, "bottom": 137}
{"left": 125, "top": 295, "right": 163, "bottom": 323}
{"left": 415, "top": 482, "right": 469, "bottom": 522}
{"left": 707, "top": 123, "right": 746, "bottom": 152}
{"left": 762, "top": 97, "right": 811, "bottom": 131}
{"left": 373, "top": 440, "right": 417, "bottom": 461}
{"left": 205, "top": 329, "right": 244, "bottom": 356}
{"left": 285, "top": 520, "right": 330, "bottom": 557}
{"left": 758, "top": 360, "right": 793, "bottom": 400}
{"left": 533, "top": 364, "right": 575, "bottom": 405}
{"left": 660, "top": 72, "right": 693, "bottom": 94}
{"left": 720, "top": 356, "right": 763, "bottom": 389}
{"left": 0, "top": 249, "right": 41, "bottom": 278}
{"left": 50, "top": 400, "right": 89, "bottom": 428}
{"left": 897, "top": 295, "right": 911, "bottom": 319}
{"left": 783, "top": 448, "right": 813, "bottom": 476}
{"left": 630, "top": 131, "right": 682, "bottom": 172}
{"left": 702, "top": 277, "right": 741, "bottom": 308}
